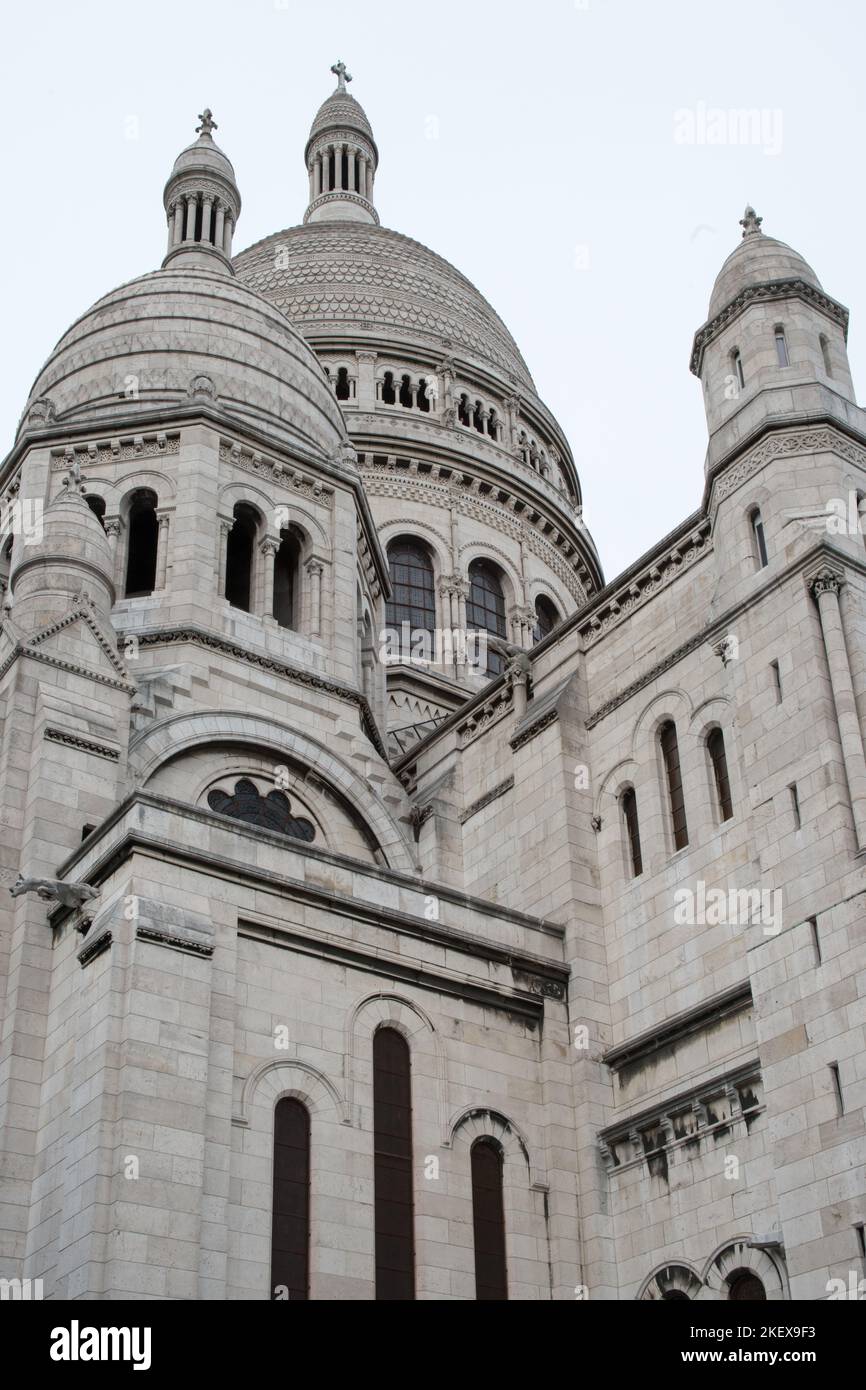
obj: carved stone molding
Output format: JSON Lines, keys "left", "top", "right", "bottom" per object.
{"left": 50, "top": 434, "right": 178, "bottom": 470}
{"left": 44, "top": 728, "right": 121, "bottom": 762}
{"left": 459, "top": 776, "right": 514, "bottom": 825}
{"left": 578, "top": 522, "right": 711, "bottom": 648}
{"left": 220, "top": 441, "right": 334, "bottom": 508}
{"left": 711, "top": 426, "right": 866, "bottom": 507}
{"left": 691, "top": 278, "right": 849, "bottom": 375}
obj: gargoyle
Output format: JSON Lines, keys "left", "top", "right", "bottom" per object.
{"left": 10, "top": 876, "right": 101, "bottom": 910}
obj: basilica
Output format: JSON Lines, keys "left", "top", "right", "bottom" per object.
{"left": 0, "top": 64, "right": 864, "bottom": 1301}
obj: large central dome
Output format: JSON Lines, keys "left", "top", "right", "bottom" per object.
{"left": 234, "top": 222, "right": 535, "bottom": 392}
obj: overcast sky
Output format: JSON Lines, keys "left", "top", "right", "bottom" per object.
{"left": 1, "top": 0, "right": 863, "bottom": 580}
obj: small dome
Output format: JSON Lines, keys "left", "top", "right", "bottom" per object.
{"left": 19, "top": 267, "right": 346, "bottom": 461}
{"left": 708, "top": 209, "right": 822, "bottom": 318}
{"left": 168, "top": 131, "right": 237, "bottom": 184}
{"left": 306, "top": 91, "right": 377, "bottom": 161}
{"left": 9, "top": 480, "right": 116, "bottom": 616}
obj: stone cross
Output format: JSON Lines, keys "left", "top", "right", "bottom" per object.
{"left": 331, "top": 60, "right": 352, "bottom": 92}
{"left": 197, "top": 108, "right": 218, "bottom": 137}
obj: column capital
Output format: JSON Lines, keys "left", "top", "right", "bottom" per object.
{"left": 810, "top": 567, "right": 844, "bottom": 600}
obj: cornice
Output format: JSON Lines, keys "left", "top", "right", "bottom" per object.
{"left": 690, "top": 277, "right": 849, "bottom": 376}
{"left": 130, "top": 624, "right": 389, "bottom": 758}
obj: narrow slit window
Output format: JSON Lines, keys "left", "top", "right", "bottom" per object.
{"left": 621, "top": 788, "right": 643, "bottom": 877}
{"left": 751, "top": 509, "right": 769, "bottom": 569}
{"left": 660, "top": 721, "right": 689, "bottom": 851}
{"left": 771, "top": 660, "right": 783, "bottom": 703}
{"left": 270, "top": 1098, "right": 310, "bottom": 1301}
{"left": 819, "top": 334, "right": 833, "bottom": 377}
{"left": 809, "top": 917, "right": 821, "bottom": 965}
{"left": 373, "top": 1028, "right": 415, "bottom": 1300}
{"left": 790, "top": 783, "right": 801, "bottom": 830}
{"left": 707, "top": 728, "right": 734, "bottom": 822}
{"left": 830, "top": 1062, "right": 844, "bottom": 1116}
{"left": 471, "top": 1139, "right": 508, "bottom": 1301}
{"left": 774, "top": 327, "right": 790, "bottom": 367}
{"left": 732, "top": 349, "right": 745, "bottom": 390}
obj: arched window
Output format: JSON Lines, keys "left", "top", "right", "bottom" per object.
{"left": 274, "top": 527, "right": 302, "bottom": 630}
{"left": 471, "top": 1139, "right": 508, "bottom": 1301}
{"left": 417, "top": 379, "right": 431, "bottom": 413}
{"left": 386, "top": 539, "right": 435, "bottom": 638}
{"left": 727, "top": 1270, "right": 766, "bottom": 1301}
{"left": 659, "top": 721, "right": 689, "bottom": 851}
{"left": 0, "top": 536, "right": 12, "bottom": 593}
{"left": 467, "top": 560, "right": 507, "bottom": 676}
{"left": 473, "top": 401, "right": 485, "bottom": 434}
{"left": 124, "top": 489, "right": 158, "bottom": 598}
{"left": 381, "top": 372, "right": 397, "bottom": 406}
{"left": 487, "top": 408, "right": 498, "bottom": 440}
{"left": 707, "top": 728, "right": 733, "bottom": 822}
{"left": 86, "top": 495, "right": 106, "bottom": 530}
{"left": 373, "top": 1028, "right": 415, "bottom": 1301}
{"left": 271, "top": 1098, "right": 310, "bottom": 1301}
{"left": 399, "top": 375, "right": 414, "bottom": 409}
{"left": 335, "top": 367, "right": 351, "bottom": 401}
{"left": 731, "top": 349, "right": 745, "bottom": 391}
{"left": 750, "top": 508, "right": 769, "bottom": 569}
{"left": 225, "top": 502, "right": 259, "bottom": 612}
{"left": 534, "top": 595, "right": 560, "bottom": 644}
{"left": 774, "top": 326, "right": 790, "bottom": 368}
{"left": 819, "top": 334, "right": 833, "bottom": 378}
{"left": 621, "top": 787, "right": 643, "bottom": 878}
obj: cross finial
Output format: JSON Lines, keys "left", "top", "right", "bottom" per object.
{"left": 740, "top": 204, "right": 763, "bottom": 239}
{"left": 330, "top": 60, "right": 352, "bottom": 93}
{"left": 196, "top": 108, "right": 218, "bottom": 137}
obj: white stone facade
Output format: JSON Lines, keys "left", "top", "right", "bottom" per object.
{"left": 0, "top": 92, "right": 863, "bottom": 1304}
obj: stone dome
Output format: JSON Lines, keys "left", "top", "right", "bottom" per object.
{"left": 9, "top": 480, "right": 116, "bottom": 619}
{"left": 306, "top": 91, "right": 377, "bottom": 159}
{"left": 168, "top": 131, "right": 238, "bottom": 185}
{"left": 234, "top": 221, "right": 536, "bottom": 393}
{"left": 20, "top": 266, "right": 346, "bottom": 460}
{"left": 708, "top": 227, "right": 822, "bottom": 318}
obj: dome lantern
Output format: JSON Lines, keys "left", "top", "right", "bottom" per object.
{"left": 162, "top": 110, "right": 242, "bottom": 272}
{"left": 303, "top": 63, "right": 379, "bottom": 227}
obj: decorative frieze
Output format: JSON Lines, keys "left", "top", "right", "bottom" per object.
{"left": 711, "top": 426, "right": 866, "bottom": 507}
{"left": 44, "top": 728, "right": 121, "bottom": 762}
{"left": 459, "top": 776, "right": 514, "bottom": 825}
{"left": 50, "top": 434, "right": 178, "bottom": 470}
{"left": 578, "top": 521, "right": 711, "bottom": 647}
{"left": 219, "top": 440, "right": 334, "bottom": 508}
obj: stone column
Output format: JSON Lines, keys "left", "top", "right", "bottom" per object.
{"left": 222, "top": 215, "right": 233, "bottom": 257}
{"left": 184, "top": 195, "right": 197, "bottom": 241}
{"left": 217, "top": 520, "right": 232, "bottom": 599}
{"left": 333, "top": 144, "right": 342, "bottom": 190}
{"left": 214, "top": 202, "right": 225, "bottom": 250}
{"left": 306, "top": 560, "right": 324, "bottom": 637}
{"left": 201, "top": 196, "right": 213, "bottom": 245}
{"left": 811, "top": 569, "right": 866, "bottom": 849}
{"left": 314, "top": 155, "right": 322, "bottom": 197}
{"left": 172, "top": 201, "right": 184, "bottom": 246}
{"left": 155, "top": 513, "right": 170, "bottom": 591}
{"left": 105, "top": 518, "right": 124, "bottom": 596}
{"left": 358, "top": 157, "right": 367, "bottom": 199}
{"left": 261, "top": 542, "right": 278, "bottom": 619}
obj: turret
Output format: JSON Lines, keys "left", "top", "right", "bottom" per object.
{"left": 692, "top": 207, "right": 857, "bottom": 468}
{"left": 162, "top": 109, "right": 242, "bottom": 271}
{"left": 303, "top": 62, "right": 379, "bottom": 226}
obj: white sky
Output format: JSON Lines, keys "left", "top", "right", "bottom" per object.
{"left": 1, "top": 0, "right": 863, "bottom": 581}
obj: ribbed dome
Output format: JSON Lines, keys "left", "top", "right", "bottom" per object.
{"left": 20, "top": 267, "right": 346, "bottom": 460}
{"left": 306, "top": 91, "right": 377, "bottom": 157}
{"left": 168, "top": 131, "right": 237, "bottom": 184}
{"left": 709, "top": 232, "right": 822, "bottom": 318}
{"left": 234, "top": 222, "right": 536, "bottom": 392}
